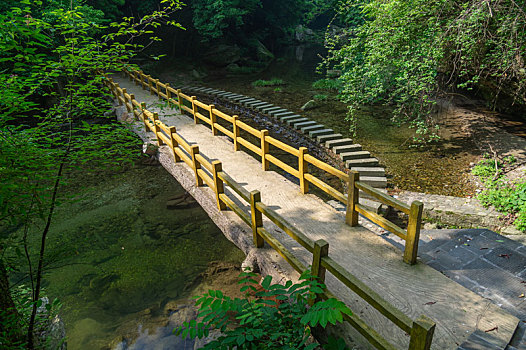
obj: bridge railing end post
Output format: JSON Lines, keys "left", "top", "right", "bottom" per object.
{"left": 408, "top": 315, "right": 435, "bottom": 350}
{"left": 299, "top": 147, "right": 309, "bottom": 194}
{"left": 404, "top": 201, "right": 424, "bottom": 265}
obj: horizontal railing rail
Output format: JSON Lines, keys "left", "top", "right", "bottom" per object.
{"left": 104, "top": 73, "right": 435, "bottom": 350}
{"left": 120, "top": 68, "right": 424, "bottom": 265}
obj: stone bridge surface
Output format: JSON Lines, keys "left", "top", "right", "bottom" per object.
{"left": 112, "top": 76, "right": 521, "bottom": 350}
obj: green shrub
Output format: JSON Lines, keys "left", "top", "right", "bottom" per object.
{"left": 312, "top": 79, "right": 341, "bottom": 91}
{"left": 175, "top": 269, "right": 351, "bottom": 349}
{"left": 252, "top": 78, "right": 285, "bottom": 87}
{"left": 472, "top": 158, "right": 526, "bottom": 232}
{"left": 313, "top": 94, "right": 328, "bottom": 101}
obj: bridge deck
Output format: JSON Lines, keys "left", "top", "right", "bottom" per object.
{"left": 113, "top": 77, "right": 519, "bottom": 349}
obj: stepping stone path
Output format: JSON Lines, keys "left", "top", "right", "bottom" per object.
{"left": 181, "top": 85, "right": 388, "bottom": 189}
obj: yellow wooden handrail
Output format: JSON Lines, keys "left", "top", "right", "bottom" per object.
{"left": 104, "top": 73, "right": 435, "bottom": 350}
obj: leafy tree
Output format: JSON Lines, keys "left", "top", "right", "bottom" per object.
{"left": 0, "top": 0, "right": 182, "bottom": 347}
{"left": 324, "top": 0, "right": 526, "bottom": 143}
{"left": 175, "top": 269, "right": 351, "bottom": 349}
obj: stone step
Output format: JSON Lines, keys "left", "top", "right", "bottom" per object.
{"left": 268, "top": 109, "right": 290, "bottom": 117}
{"left": 241, "top": 99, "right": 260, "bottom": 106}
{"left": 325, "top": 138, "right": 354, "bottom": 149}
{"left": 253, "top": 103, "right": 275, "bottom": 111}
{"left": 301, "top": 124, "right": 325, "bottom": 134}
{"left": 273, "top": 111, "right": 295, "bottom": 119}
{"left": 216, "top": 92, "right": 232, "bottom": 97}
{"left": 332, "top": 144, "right": 362, "bottom": 154}
{"left": 248, "top": 101, "right": 270, "bottom": 108}
{"left": 340, "top": 151, "right": 371, "bottom": 161}
{"left": 231, "top": 95, "right": 249, "bottom": 102}
{"left": 309, "top": 128, "right": 334, "bottom": 138}
{"left": 359, "top": 176, "right": 387, "bottom": 188}
{"left": 351, "top": 167, "right": 385, "bottom": 177}
{"left": 280, "top": 114, "right": 302, "bottom": 121}
{"left": 293, "top": 120, "right": 317, "bottom": 130}
{"left": 286, "top": 118, "right": 309, "bottom": 126}
{"left": 262, "top": 106, "right": 284, "bottom": 114}
{"left": 345, "top": 158, "right": 379, "bottom": 167}
{"left": 237, "top": 97, "right": 254, "bottom": 104}
{"left": 317, "top": 133, "right": 343, "bottom": 143}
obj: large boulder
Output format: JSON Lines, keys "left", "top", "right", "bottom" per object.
{"left": 202, "top": 44, "right": 241, "bottom": 67}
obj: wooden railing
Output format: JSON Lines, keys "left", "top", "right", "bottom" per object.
{"left": 122, "top": 69, "right": 425, "bottom": 265}
{"left": 104, "top": 74, "right": 435, "bottom": 350}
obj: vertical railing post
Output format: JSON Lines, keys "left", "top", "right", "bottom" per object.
{"left": 168, "top": 126, "right": 181, "bottom": 163}
{"left": 250, "top": 190, "right": 264, "bottom": 248}
{"left": 408, "top": 315, "right": 435, "bottom": 350}
{"left": 128, "top": 69, "right": 133, "bottom": 82}
{"left": 191, "top": 96, "right": 198, "bottom": 124}
{"left": 233, "top": 115, "right": 240, "bottom": 151}
{"left": 212, "top": 161, "right": 226, "bottom": 211}
{"left": 404, "top": 201, "right": 424, "bottom": 265}
{"left": 166, "top": 83, "right": 171, "bottom": 107}
{"left": 299, "top": 147, "right": 309, "bottom": 194}
{"left": 140, "top": 102, "right": 148, "bottom": 132}
{"left": 130, "top": 94, "right": 136, "bottom": 119}
{"left": 133, "top": 71, "right": 139, "bottom": 86}
{"left": 177, "top": 89, "right": 182, "bottom": 113}
{"left": 190, "top": 145, "right": 203, "bottom": 187}
{"left": 139, "top": 71, "right": 145, "bottom": 89}
{"left": 310, "top": 239, "right": 329, "bottom": 305}
{"left": 152, "top": 112, "right": 163, "bottom": 146}
{"left": 115, "top": 83, "right": 122, "bottom": 105}
{"left": 209, "top": 105, "right": 218, "bottom": 135}
{"left": 148, "top": 76, "right": 153, "bottom": 95}
{"left": 346, "top": 171, "right": 359, "bottom": 226}
{"left": 260, "top": 129, "right": 269, "bottom": 171}
{"left": 108, "top": 78, "right": 116, "bottom": 98}
{"left": 122, "top": 88, "right": 130, "bottom": 112}
{"left": 155, "top": 79, "right": 161, "bottom": 99}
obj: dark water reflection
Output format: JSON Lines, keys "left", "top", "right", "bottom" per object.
{"left": 14, "top": 163, "right": 244, "bottom": 349}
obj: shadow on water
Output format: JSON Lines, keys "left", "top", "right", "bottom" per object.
{"left": 11, "top": 162, "right": 245, "bottom": 349}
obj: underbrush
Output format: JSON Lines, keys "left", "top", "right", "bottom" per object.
{"left": 252, "top": 78, "right": 285, "bottom": 87}
{"left": 471, "top": 155, "right": 526, "bottom": 231}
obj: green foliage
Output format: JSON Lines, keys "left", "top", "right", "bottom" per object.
{"left": 175, "top": 269, "right": 351, "bottom": 349}
{"left": 0, "top": 286, "right": 62, "bottom": 349}
{"left": 471, "top": 157, "right": 526, "bottom": 231}
{"left": 312, "top": 79, "right": 341, "bottom": 91}
{"left": 313, "top": 94, "right": 328, "bottom": 101}
{"left": 190, "top": 0, "right": 260, "bottom": 39}
{"left": 0, "top": 0, "right": 183, "bottom": 345}
{"left": 252, "top": 78, "right": 285, "bottom": 87}
{"left": 273, "top": 87, "right": 283, "bottom": 93}
{"left": 325, "top": 0, "right": 526, "bottom": 143}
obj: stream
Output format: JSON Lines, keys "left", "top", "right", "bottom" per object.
{"left": 12, "top": 161, "right": 245, "bottom": 349}
{"left": 157, "top": 44, "right": 526, "bottom": 197}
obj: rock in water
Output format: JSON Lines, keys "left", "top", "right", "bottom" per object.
{"left": 301, "top": 99, "right": 318, "bottom": 111}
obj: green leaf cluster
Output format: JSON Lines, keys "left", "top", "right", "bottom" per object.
{"left": 471, "top": 156, "right": 526, "bottom": 232}
{"left": 324, "top": 0, "right": 526, "bottom": 143}
{"left": 251, "top": 78, "right": 285, "bottom": 87}
{"left": 175, "top": 269, "right": 351, "bottom": 349}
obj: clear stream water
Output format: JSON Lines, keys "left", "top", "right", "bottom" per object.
{"left": 13, "top": 163, "right": 245, "bottom": 349}
{"left": 158, "top": 45, "right": 526, "bottom": 197}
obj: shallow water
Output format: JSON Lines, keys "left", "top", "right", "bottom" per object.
{"left": 13, "top": 163, "right": 245, "bottom": 349}
{"left": 159, "top": 45, "right": 520, "bottom": 196}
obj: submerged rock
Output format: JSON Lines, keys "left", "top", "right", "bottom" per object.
{"left": 301, "top": 99, "right": 318, "bottom": 111}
